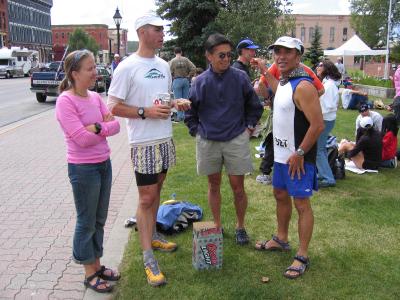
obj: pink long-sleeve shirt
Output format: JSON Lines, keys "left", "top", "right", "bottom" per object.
{"left": 394, "top": 66, "right": 400, "bottom": 97}
{"left": 56, "top": 91, "right": 120, "bottom": 164}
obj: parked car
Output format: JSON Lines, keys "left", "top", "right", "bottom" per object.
{"left": 92, "top": 66, "right": 111, "bottom": 93}
{"left": 31, "top": 64, "right": 112, "bottom": 103}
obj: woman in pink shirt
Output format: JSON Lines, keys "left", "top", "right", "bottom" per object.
{"left": 55, "top": 50, "right": 120, "bottom": 293}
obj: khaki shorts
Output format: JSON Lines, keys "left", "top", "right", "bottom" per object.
{"left": 196, "top": 130, "right": 253, "bottom": 176}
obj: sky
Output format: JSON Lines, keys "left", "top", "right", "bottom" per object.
{"left": 51, "top": 0, "right": 351, "bottom": 41}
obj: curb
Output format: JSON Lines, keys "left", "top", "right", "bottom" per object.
{"left": 83, "top": 176, "right": 138, "bottom": 300}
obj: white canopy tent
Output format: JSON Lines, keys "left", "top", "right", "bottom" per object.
{"left": 323, "top": 34, "right": 387, "bottom": 56}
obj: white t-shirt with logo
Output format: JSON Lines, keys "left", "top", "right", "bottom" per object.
{"left": 108, "top": 53, "right": 172, "bottom": 144}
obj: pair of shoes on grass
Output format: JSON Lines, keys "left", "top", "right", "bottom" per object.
{"left": 145, "top": 232, "right": 177, "bottom": 287}
{"left": 254, "top": 235, "right": 310, "bottom": 279}
{"left": 152, "top": 231, "right": 177, "bottom": 252}
{"left": 235, "top": 228, "right": 250, "bottom": 245}
{"left": 256, "top": 174, "right": 272, "bottom": 185}
{"left": 319, "top": 180, "right": 336, "bottom": 188}
{"left": 145, "top": 258, "right": 167, "bottom": 287}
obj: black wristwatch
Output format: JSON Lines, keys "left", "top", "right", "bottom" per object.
{"left": 137, "top": 107, "right": 146, "bottom": 119}
{"left": 94, "top": 122, "right": 102, "bottom": 135}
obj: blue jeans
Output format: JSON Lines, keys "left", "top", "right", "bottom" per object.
{"left": 347, "top": 94, "right": 368, "bottom": 110}
{"left": 316, "top": 120, "right": 336, "bottom": 184}
{"left": 68, "top": 159, "right": 112, "bottom": 264}
{"left": 172, "top": 77, "right": 190, "bottom": 121}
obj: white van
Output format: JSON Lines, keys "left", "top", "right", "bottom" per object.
{"left": 0, "top": 47, "right": 37, "bottom": 78}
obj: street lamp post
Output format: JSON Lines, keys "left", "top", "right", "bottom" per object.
{"left": 384, "top": 0, "right": 393, "bottom": 79}
{"left": 108, "top": 38, "right": 112, "bottom": 63}
{"left": 113, "top": 7, "right": 122, "bottom": 56}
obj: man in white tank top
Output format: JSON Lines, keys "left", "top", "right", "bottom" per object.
{"left": 252, "top": 37, "right": 324, "bottom": 279}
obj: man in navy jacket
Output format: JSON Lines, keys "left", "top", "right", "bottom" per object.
{"left": 185, "top": 33, "right": 263, "bottom": 245}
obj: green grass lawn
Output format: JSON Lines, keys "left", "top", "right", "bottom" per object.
{"left": 113, "top": 104, "right": 400, "bottom": 300}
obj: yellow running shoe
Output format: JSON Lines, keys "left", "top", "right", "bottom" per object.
{"left": 152, "top": 232, "right": 177, "bottom": 252}
{"left": 144, "top": 259, "right": 166, "bottom": 287}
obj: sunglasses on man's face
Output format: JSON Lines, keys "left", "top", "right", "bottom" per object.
{"left": 217, "top": 52, "right": 232, "bottom": 60}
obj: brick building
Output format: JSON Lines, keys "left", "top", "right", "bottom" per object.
{"left": 0, "top": 0, "right": 7, "bottom": 48}
{"left": 52, "top": 24, "right": 128, "bottom": 64}
{"left": 291, "top": 14, "right": 356, "bottom": 50}
{"left": 108, "top": 27, "right": 128, "bottom": 57}
{"left": 7, "top": 0, "right": 53, "bottom": 62}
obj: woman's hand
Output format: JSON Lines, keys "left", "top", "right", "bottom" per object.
{"left": 103, "top": 113, "right": 115, "bottom": 122}
{"left": 85, "top": 124, "right": 97, "bottom": 133}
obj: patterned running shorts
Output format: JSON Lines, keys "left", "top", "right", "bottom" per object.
{"left": 130, "top": 139, "right": 176, "bottom": 174}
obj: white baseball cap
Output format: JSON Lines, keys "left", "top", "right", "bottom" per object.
{"left": 114, "top": 53, "right": 120, "bottom": 57}
{"left": 360, "top": 116, "right": 373, "bottom": 129}
{"left": 134, "top": 13, "right": 166, "bottom": 30}
{"left": 268, "top": 36, "right": 304, "bottom": 54}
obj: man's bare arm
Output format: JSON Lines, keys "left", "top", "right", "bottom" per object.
{"left": 294, "top": 81, "right": 325, "bottom": 153}
{"left": 286, "top": 80, "right": 324, "bottom": 179}
{"left": 108, "top": 95, "right": 171, "bottom": 120}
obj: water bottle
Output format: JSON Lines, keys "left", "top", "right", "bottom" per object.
{"left": 335, "top": 158, "right": 344, "bottom": 179}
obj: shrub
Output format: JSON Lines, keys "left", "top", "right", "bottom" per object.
{"left": 348, "top": 69, "right": 393, "bottom": 88}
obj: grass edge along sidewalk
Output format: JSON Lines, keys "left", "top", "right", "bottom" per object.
{"left": 114, "top": 107, "right": 400, "bottom": 300}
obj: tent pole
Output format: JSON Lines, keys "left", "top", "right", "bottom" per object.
{"left": 363, "top": 56, "right": 365, "bottom": 76}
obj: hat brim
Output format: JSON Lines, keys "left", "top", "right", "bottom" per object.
{"left": 244, "top": 45, "right": 259, "bottom": 49}
{"left": 148, "top": 20, "right": 167, "bottom": 27}
{"left": 268, "top": 43, "right": 299, "bottom": 51}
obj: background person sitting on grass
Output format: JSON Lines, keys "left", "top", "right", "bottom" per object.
{"left": 355, "top": 103, "right": 383, "bottom": 136}
{"left": 339, "top": 116, "right": 382, "bottom": 170}
{"left": 380, "top": 114, "right": 398, "bottom": 168}
{"left": 341, "top": 84, "right": 370, "bottom": 110}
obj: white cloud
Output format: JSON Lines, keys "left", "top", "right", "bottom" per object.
{"left": 291, "top": 0, "right": 350, "bottom": 15}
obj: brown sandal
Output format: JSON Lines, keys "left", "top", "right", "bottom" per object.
{"left": 255, "top": 235, "right": 291, "bottom": 251}
{"left": 84, "top": 272, "right": 113, "bottom": 293}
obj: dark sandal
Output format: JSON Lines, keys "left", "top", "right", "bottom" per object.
{"left": 84, "top": 272, "right": 113, "bottom": 293}
{"left": 283, "top": 255, "right": 310, "bottom": 279}
{"left": 98, "top": 265, "right": 121, "bottom": 281}
{"left": 255, "top": 235, "right": 291, "bottom": 251}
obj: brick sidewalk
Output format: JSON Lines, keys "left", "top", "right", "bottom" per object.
{"left": 0, "top": 108, "right": 137, "bottom": 299}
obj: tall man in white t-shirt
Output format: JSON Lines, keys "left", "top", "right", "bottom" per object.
{"left": 107, "top": 13, "right": 189, "bottom": 287}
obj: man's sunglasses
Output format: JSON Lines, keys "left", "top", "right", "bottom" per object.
{"left": 218, "top": 52, "right": 233, "bottom": 59}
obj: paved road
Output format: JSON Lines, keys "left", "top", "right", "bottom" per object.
{"left": 0, "top": 102, "right": 137, "bottom": 299}
{"left": 0, "top": 77, "right": 57, "bottom": 127}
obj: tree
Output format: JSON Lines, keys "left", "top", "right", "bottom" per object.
{"left": 156, "top": 0, "right": 222, "bottom": 67}
{"left": 68, "top": 28, "right": 100, "bottom": 56}
{"left": 350, "top": 0, "right": 400, "bottom": 48}
{"left": 390, "top": 41, "right": 400, "bottom": 63}
{"left": 156, "top": 0, "right": 294, "bottom": 68}
{"left": 216, "top": 0, "right": 294, "bottom": 56}
{"left": 303, "top": 26, "right": 323, "bottom": 68}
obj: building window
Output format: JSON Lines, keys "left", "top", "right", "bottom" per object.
{"left": 56, "top": 32, "right": 58, "bottom": 39}
{"left": 309, "top": 27, "right": 314, "bottom": 41}
{"left": 62, "top": 32, "right": 64, "bottom": 39}
{"left": 343, "top": 27, "right": 348, "bottom": 41}
{"left": 301, "top": 27, "right": 305, "bottom": 42}
{"left": 330, "top": 27, "right": 335, "bottom": 43}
